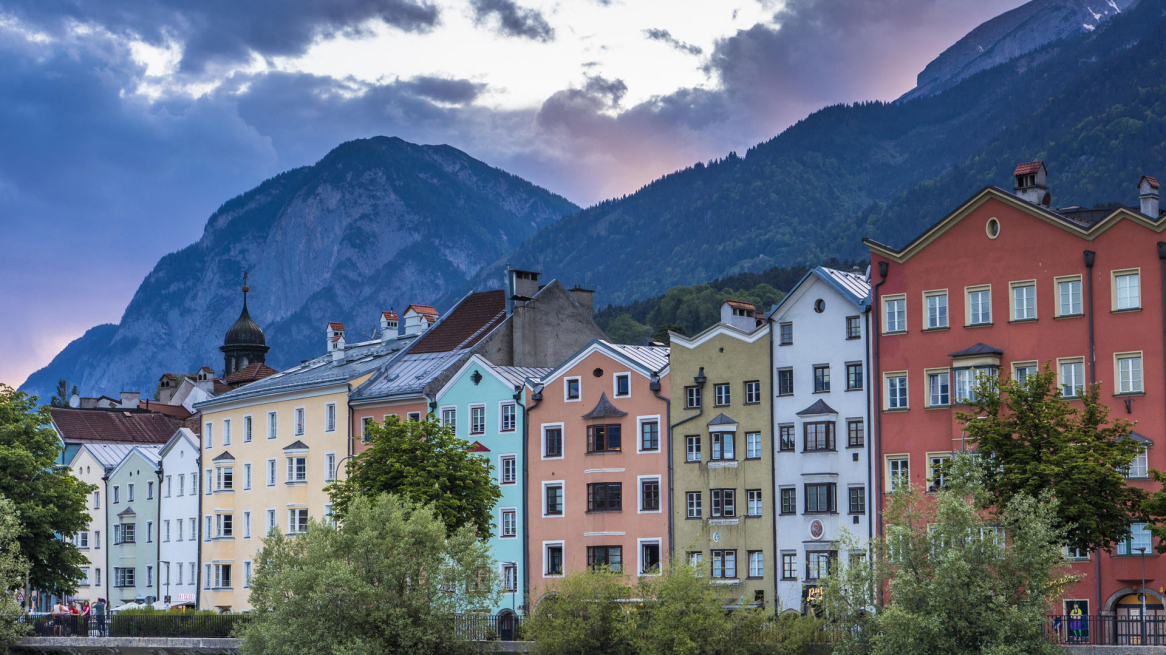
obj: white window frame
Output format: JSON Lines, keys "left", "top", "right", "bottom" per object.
{"left": 499, "top": 507, "right": 518, "bottom": 538}
{"left": 882, "top": 294, "right": 906, "bottom": 334}
{"left": 1009, "top": 280, "right": 1037, "bottom": 321}
{"left": 637, "top": 475, "right": 662, "bottom": 514}
{"left": 636, "top": 415, "right": 662, "bottom": 454}
{"left": 469, "top": 404, "right": 487, "bottom": 435}
{"left": 1127, "top": 447, "right": 1150, "bottom": 479}
{"left": 267, "top": 411, "right": 278, "bottom": 440}
{"left": 266, "top": 508, "right": 277, "bottom": 535}
{"left": 965, "top": 285, "right": 992, "bottom": 326}
{"left": 499, "top": 454, "right": 518, "bottom": 485}
{"left": 884, "top": 372, "right": 908, "bottom": 410}
{"left": 439, "top": 405, "right": 456, "bottom": 431}
{"left": 243, "top": 560, "right": 252, "bottom": 588}
{"left": 1012, "top": 360, "right": 1039, "bottom": 385}
{"left": 222, "top": 418, "right": 231, "bottom": 446}
{"left": 243, "top": 511, "right": 251, "bottom": 539}
{"left": 1113, "top": 268, "right": 1142, "bottom": 311}
{"left": 325, "top": 452, "right": 337, "bottom": 482}
{"left": 325, "top": 403, "right": 337, "bottom": 433}
{"left": 925, "top": 368, "right": 951, "bottom": 408}
{"left": 243, "top": 462, "right": 252, "bottom": 490}
{"left": 499, "top": 401, "right": 517, "bottom": 433}
{"left": 637, "top": 538, "right": 663, "bottom": 576}
{"left": 543, "top": 541, "right": 565, "bottom": 578}
{"left": 541, "top": 423, "right": 565, "bottom": 461}
{"left": 1115, "top": 352, "right": 1144, "bottom": 395}
{"left": 294, "top": 407, "right": 306, "bottom": 437}
{"left": 542, "top": 480, "right": 565, "bottom": 518}
{"left": 1055, "top": 275, "right": 1084, "bottom": 317}
{"left": 886, "top": 454, "right": 910, "bottom": 492}
{"left": 922, "top": 289, "right": 948, "bottom": 330}
{"left": 613, "top": 372, "right": 632, "bottom": 399}
{"left": 266, "top": 458, "right": 277, "bottom": 487}
{"left": 746, "top": 431, "right": 762, "bottom": 459}
{"left": 1058, "top": 357, "right": 1086, "bottom": 398}
{"left": 205, "top": 422, "right": 213, "bottom": 449}
{"left": 564, "top": 376, "right": 582, "bottom": 402}
{"left": 243, "top": 415, "right": 252, "bottom": 443}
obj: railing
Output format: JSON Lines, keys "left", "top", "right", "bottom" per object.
{"left": 452, "top": 612, "right": 524, "bottom": 641}
{"left": 1047, "top": 614, "right": 1166, "bottom": 646}
{"left": 21, "top": 613, "right": 249, "bottom": 638}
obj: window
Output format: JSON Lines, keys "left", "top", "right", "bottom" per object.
{"left": 128, "top": 483, "right": 135, "bottom": 502}
{"left": 407, "top": 412, "right": 421, "bottom": 422}
{"left": 925, "top": 291, "right": 948, "bottom": 329}
{"left": 686, "top": 492, "right": 702, "bottom": 518}
{"left": 1052, "top": 277, "right": 1081, "bottom": 318}
{"left": 223, "top": 419, "right": 232, "bottom": 446}
{"left": 1126, "top": 447, "right": 1149, "bottom": 479}
{"left": 782, "top": 553, "right": 797, "bottom": 580}
{"left": 324, "top": 503, "right": 334, "bottom": 526}
{"left": 849, "top": 487, "right": 866, "bottom": 514}
{"left": 1012, "top": 282, "right": 1036, "bottom": 320}
{"left": 565, "top": 377, "right": 581, "bottom": 401}
{"left": 1060, "top": 359, "right": 1085, "bottom": 397}
{"left": 267, "top": 411, "right": 277, "bottom": 439}
{"left": 685, "top": 386, "right": 702, "bottom": 409}
{"left": 115, "top": 567, "right": 135, "bottom": 588}
{"left": 615, "top": 373, "right": 631, "bottom": 398}
{"left": 165, "top": 476, "right": 171, "bottom": 498}
{"left": 711, "top": 432, "right": 735, "bottom": 460}
{"left": 747, "top": 490, "right": 762, "bottom": 516}
{"left": 501, "top": 509, "right": 517, "bottom": 537}
{"left": 266, "top": 459, "right": 276, "bottom": 486}
{"left": 804, "top": 422, "right": 835, "bottom": 451}
{"left": 711, "top": 550, "right": 736, "bottom": 579}
{"left": 243, "top": 511, "right": 251, "bottom": 539}
{"left": 967, "top": 287, "right": 991, "bottom": 325}
{"left": 502, "top": 563, "right": 517, "bottom": 591}
{"left": 686, "top": 435, "right": 702, "bottom": 461}
{"left": 886, "top": 374, "right": 908, "bottom": 409}
{"left": 711, "top": 489, "right": 736, "bottom": 517}
{"left": 94, "top": 490, "right": 100, "bottom": 509}
{"left": 243, "top": 415, "right": 252, "bottom": 443}
{"left": 441, "top": 409, "right": 456, "bottom": 430}
{"left": 928, "top": 454, "right": 951, "bottom": 491}
{"left": 145, "top": 481, "right": 153, "bottom": 499}
{"left": 883, "top": 296, "right": 906, "bottom": 333}
{"left": 545, "top": 484, "right": 563, "bottom": 516}
{"left": 215, "top": 513, "right": 233, "bottom": 538}
{"left": 813, "top": 365, "right": 830, "bottom": 392}
{"left": 1117, "top": 353, "right": 1143, "bottom": 394}
{"left": 807, "top": 551, "right": 835, "bottom": 580}
{"left": 266, "top": 510, "right": 276, "bottom": 534}
{"left": 294, "top": 407, "right": 305, "bottom": 436}
{"left": 928, "top": 371, "right": 950, "bottom": 406}
{"left": 846, "top": 316, "right": 861, "bottom": 339}
{"left": 179, "top": 474, "right": 186, "bottom": 496}
{"left": 115, "top": 523, "right": 136, "bottom": 544}
{"left": 587, "top": 482, "right": 622, "bottom": 512}
{"left": 847, "top": 420, "right": 864, "bottom": 447}
{"left": 94, "top": 530, "right": 100, "bottom": 549}
{"left": 1118, "top": 523, "right": 1152, "bottom": 555}
{"left": 244, "top": 561, "right": 252, "bottom": 588}
{"left": 205, "top": 423, "right": 213, "bottom": 449}
{"left": 714, "top": 383, "right": 730, "bottom": 406}
{"left": 325, "top": 454, "right": 335, "bottom": 482}
{"left": 845, "top": 363, "right": 863, "bottom": 391}
{"left": 501, "top": 404, "right": 517, "bottom": 432}
{"left": 744, "top": 380, "right": 761, "bottom": 404}
{"left": 640, "top": 420, "right": 659, "bottom": 451}
{"left": 746, "top": 432, "right": 762, "bottom": 459}
{"left": 1014, "top": 363, "right": 1037, "bottom": 385}
{"left": 805, "top": 483, "right": 836, "bottom": 513}
{"left": 464, "top": 405, "right": 483, "bottom": 435}
{"left": 1115, "top": 270, "right": 1141, "bottom": 310}
{"left": 748, "top": 551, "right": 764, "bottom": 578}
{"left": 289, "top": 509, "right": 309, "bottom": 534}
{"left": 204, "top": 564, "right": 211, "bottom": 589}
{"left": 779, "top": 425, "right": 795, "bottom": 451}
{"left": 213, "top": 563, "right": 231, "bottom": 589}
{"left": 546, "top": 544, "right": 564, "bottom": 576}
{"left": 780, "top": 488, "right": 796, "bottom": 514}
{"left": 640, "top": 541, "right": 661, "bottom": 574}
{"left": 544, "top": 426, "right": 563, "bottom": 458}
{"left": 76, "top": 531, "right": 89, "bottom": 548}
{"left": 954, "top": 368, "right": 973, "bottom": 403}
{"left": 888, "top": 457, "right": 909, "bottom": 491}
{"left": 586, "top": 546, "right": 622, "bottom": 572}
{"left": 79, "top": 567, "right": 89, "bottom": 586}
{"left": 587, "top": 424, "right": 622, "bottom": 452}
{"left": 113, "top": 486, "right": 119, "bottom": 503}
{"left": 216, "top": 466, "right": 233, "bottom": 491}
{"left": 688, "top": 551, "right": 704, "bottom": 571}
{"left": 780, "top": 322, "right": 793, "bottom": 344}
{"left": 286, "top": 457, "right": 306, "bottom": 483}
{"left": 777, "top": 368, "right": 794, "bottom": 396}
{"left": 325, "top": 403, "right": 336, "bottom": 432}
{"left": 641, "top": 479, "right": 660, "bottom": 511}
{"left": 501, "top": 456, "right": 516, "bottom": 484}
{"left": 146, "top": 521, "right": 154, "bottom": 542}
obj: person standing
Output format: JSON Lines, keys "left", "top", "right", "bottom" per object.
{"left": 50, "top": 600, "right": 68, "bottom": 636}
{"left": 92, "top": 598, "right": 107, "bottom": 637}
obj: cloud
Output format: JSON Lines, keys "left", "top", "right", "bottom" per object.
{"left": 583, "top": 75, "right": 628, "bottom": 108}
{"left": 1, "top": 0, "right": 440, "bottom": 73}
{"left": 398, "top": 76, "right": 486, "bottom": 104}
{"left": 468, "top": 0, "right": 555, "bottom": 42}
{"left": 643, "top": 28, "right": 703, "bottom": 56}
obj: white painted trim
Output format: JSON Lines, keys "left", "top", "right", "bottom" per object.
{"left": 542, "top": 540, "right": 565, "bottom": 578}
{"left": 293, "top": 406, "right": 306, "bottom": 437}
{"left": 266, "top": 410, "right": 278, "bottom": 440}
{"left": 670, "top": 322, "right": 770, "bottom": 350}
{"left": 498, "top": 453, "right": 518, "bottom": 485}
{"left": 498, "top": 400, "right": 518, "bottom": 433}
{"left": 541, "top": 423, "right": 565, "bottom": 460}
{"left": 241, "top": 414, "right": 253, "bottom": 443}
{"left": 468, "top": 403, "right": 487, "bottom": 436}
{"left": 637, "top": 537, "right": 663, "bottom": 576}
{"left": 434, "top": 353, "right": 519, "bottom": 400}
{"left": 222, "top": 418, "right": 232, "bottom": 447}
{"left": 542, "top": 480, "right": 565, "bottom": 518}
{"left": 563, "top": 376, "right": 582, "bottom": 403}
{"left": 498, "top": 505, "right": 519, "bottom": 538}
{"left": 584, "top": 531, "right": 626, "bottom": 537}
{"left": 324, "top": 402, "right": 337, "bottom": 433}
{"left": 584, "top": 468, "right": 626, "bottom": 474}
{"left": 637, "top": 474, "right": 663, "bottom": 514}
{"left": 613, "top": 371, "right": 632, "bottom": 399}
{"left": 635, "top": 415, "right": 662, "bottom": 453}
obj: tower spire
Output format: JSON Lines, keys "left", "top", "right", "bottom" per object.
{"left": 242, "top": 271, "right": 249, "bottom": 307}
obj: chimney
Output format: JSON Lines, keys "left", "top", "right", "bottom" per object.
{"left": 380, "top": 310, "right": 400, "bottom": 342}
{"left": 569, "top": 286, "right": 594, "bottom": 317}
{"left": 721, "top": 299, "right": 758, "bottom": 332}
{"left": 327, "top": 322, "right": 345, "bottom": 352}
{"left": 1012, "top": 161, "right": 1050, "bottom": 206}
{"left": 506, "top": 267, "right": 541, "bottom": 315}
{"left": 119, "top": 391, "right": 141, "bottom": 408}
{"left": 402, "top": 306, "right": 438, "bottom": 336}
{"left": 1139, "top": 176, "right": 1160, "bottom": 218}
{"left": 332, "top": 333, "right": 347, "bottom": 363}
{"left": 195, "top": 366, "right": 215, "bottom": 394}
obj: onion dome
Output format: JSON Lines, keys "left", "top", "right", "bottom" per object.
{"left": 225, "top": 282, "right": 266, "bottom": 347}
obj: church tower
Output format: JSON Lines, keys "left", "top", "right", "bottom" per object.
{"left": 221, "top": 273, "right": 270, "bottom": 377}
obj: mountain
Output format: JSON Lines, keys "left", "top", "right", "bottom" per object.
{"left": 459, "top": 0, "right": 1166, "bottom": 309}
{"left": 21, "top": 137, "right": 577, "bottom": 400}
{"left": 902, "top": 0, "right": 1136, "bottom": 100}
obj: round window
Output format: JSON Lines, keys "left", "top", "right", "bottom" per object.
{"left": 814, "top": 299, "right": 826, "bottom": 313}
{"left": 592, "top": 367, "right": 604, "bottom": 378}
{"left": 986, "top": 217, "right": 1000, "bottom": 239}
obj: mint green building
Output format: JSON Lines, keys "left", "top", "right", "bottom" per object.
{"left": 106, "top": 446, "right": 162, "bottom": 606}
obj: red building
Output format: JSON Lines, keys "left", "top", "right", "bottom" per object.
{"left": 866, "top": 163, "right": 1165, "bottom": 621}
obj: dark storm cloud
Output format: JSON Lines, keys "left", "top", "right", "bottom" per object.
{"left": 2, "top": 0, "right": 440, "bottom": 73}
{"left": 468, "top": 0, "right": 555, "bottom": 42}
{"left": 398, "top": 76, "right": 487, "bottom": 104}
{"left": 643, "top": 28, "right": 703, "bottom": 56}
{"left": 583, "top": 75, "right": 628, "bottom": 108}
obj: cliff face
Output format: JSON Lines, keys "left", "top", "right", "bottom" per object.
{"left": 21, "top": 137, "right": 577, "bottom": 399}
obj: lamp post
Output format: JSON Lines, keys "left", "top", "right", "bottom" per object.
{"left": 1138, "top": 546, "right": 1147, "bottom": 645}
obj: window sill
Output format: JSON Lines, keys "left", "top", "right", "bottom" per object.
{"left": 714, "top": 404, "right": 730, "bottom": 408}
{"left": 883, "top": 407, "right": 909, "bottom": 413}
{"left": 285, "top": 481, "right": 307, "bottom": 486}
{"left": 921, "top": 326, "right": 949, "bottom": 332}
{"left": 1055, "top": 314, "right": 1084, "bottom": 320}
{"left": 743, "top": 401, "right": 761, "bottom": 406}
{"left": 499, "top": 535, "right": 518, "bottom": 539}
{"left": 1112, "top": 307, "right": 1143, "bottom": 314}
{"left": 214, "top": 489, "right": 234, "bottom": 494}
{"left": 469, "top": 432, "right": 485, "bottom": 436}
{"left": 685, "top": 516, "right": 704, "bottom": 520}
{"left": 685, "top": 459, "right": 702, "bottom": 464}
{"left": 845, "top": 387, "right": 863, "bottom": 392}
{"left": 585, "top": 510, "right": 623, "bottom": 514}
{"left": 776, "top": 393, "right": 794, "bottom": 398}
{"left": 1009, "top": 318, "right": 1038, "bottom": 324}
{"left": 500, "top": 429, "right": 517, "bottom": 433}
{"left": 925, "top": 404, "right": 951, "bottom": 410}
{"left": 803, "top": 449, "right": 837, "bottom": 454}
{"left": 585, "top": 451, "right": 622, "bottom": 455}
{"left": 882, "top": 330, "right": 907, "bottom": 336}
{"left": 744, "top": 456, "right": 762, "bottom": 461}
{"left": 212, "top": 537, "right": 234, "bottom": 541}
{"left": 802, "top": 512, "right": 838, "bottom": 516}
{"left": 812, "top": 390, "right": 832, "bottom": 395}
{"left": 1114, "top": 392, "right": 1145, "bottom": 398}
{"left": 964, "top": 322, "right": 993, "bottom": 329}
{"left": 845, "top": 444, "right": 865, "bottom": 449}
{"left": 779, "top": 342, "right": 793, "bottom": 347}
{"left": 845, "top": 336, "right": 861, "bottom": 341}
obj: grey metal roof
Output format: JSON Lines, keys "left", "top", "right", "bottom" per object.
{"left": 352, "top": 349, "right": 467, "bottom": 400}
{"left": 948, "top": 343, "right": 1004, "bottom": 358}
{"left": 796, "top": 399, "right": 838, "bottom": 416}
{"left": 817, "top": 267, "right": 871, "bottom": 308}
{"left": 1126, "top": 432, "right": 1153, "bottom": 445}
{"left": 132, "top": 446, "right": 162, "bottom": 467}
{"left": 582, "top": 393, "right": 629, "bottom": 419}
{"left": 75, "top": 443, "right": 138, "bottom": 472}
{"left": 118, "top": 507, "right": 136, "bottom": 517}
{"left": 707, "top": 413, "right": 738, "bottom": 426}
{"left": 212, "top": 451, "right": 235, "bottom": 462}
{"left": 604, "top": 343, "right": 670, "bottom": 374}
{"left": 493, "top": 366, "right": 553, "bottom": 390}
{"left": 283, "top": 440, "right": 309, "bottom": 451}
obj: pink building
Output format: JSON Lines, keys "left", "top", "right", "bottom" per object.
{"left": 526, "top": 341, "right": 670, "bottom": 601}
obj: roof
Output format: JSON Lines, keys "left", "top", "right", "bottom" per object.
{"left": 796, "top": 399, "right": 838, "bottom": 416}
{"left": 767, "top": 266, "right": 871, "bottom": 319}
{"left": 223, "top": 297, "right": 266, "bottom": 347}
{"left": 603, "top": 343, "right": 670, "bottom": 373}
{"left": 405, "top": 304, "right": 439, "bottom": 316}
{"left": 409, "top": 291, "right": 505, "bottom": 354}
{"left": 353, "top": 350, "right": 467, "bottom": 400}
{"left": 51, "top": 408, "right": 177, "bottom": 445}
{"left": 1141, "top": 176, "right": 1160, "bottom": 190}
{"left": 118, "top": 507, "right": 136, "bottom": 517}
{"left": 1126, "top": 432, "right": 1154, "bottom": 445}
{"left": 581, "top": 393, "right": 628, "bottom": 419}
{"left": 223, "top": 362, "right": 278, "bottom": 385}
{"left": 466, "top": 441, "right": 490, "bottom": 453}
{"left": 283, "top": 440, "right": 309, "bottom": 451}
{"left": 948, "top": 343, "right": 1004, "bottom": 358}
{"left": 137, "top": 401, "right": 192, "bottom": 420}
{"left": 328, "top": 322, "right": 345, "bottom": 331}
{"left": 159, "top": 428, "right": 199, "bottom": 460}
{"left": 212, "top": 451, "right": 235, "bottom": 462}
{"left": 109, "top": 445, "right": 162, "bottom": 478}
{"left": 382, "top": 310, "right": 399, "bottom": 320}
{"left": 494, "top": 365, "right": 553, "bottom": 389}
{"left": 69, "top": 443, "right": 138, "bottom": 473}
{"left": 1014, "top": 161, "right": 1044, "bottom": 176}
{"left": 707, "top": 413, "right": 738, "bottom": 426}
{"left": 535, "top": 340, "right": 670, "bottom": 388}
{"left": 724, "top": 300, "right": 756, "bottom": 312}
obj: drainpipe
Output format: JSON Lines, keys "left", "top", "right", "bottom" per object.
{"left": 512, "top": 386, "right": 527, "bottom": 613}
{"left": 1157, "top": 243, "right": 1166, "bottom": 443}
{"left": 768, "top": 317, "right": 779, "bottom": 612}
{"left": 195, "top": 450, "right": 202, "bottom": 609}
{"left": 1085, "top": 249, "right": 1101, "bottom": 614}
{"left": 156, "top": 466, "right": 163, "bottom": 603}
{"left": 670, "top": 367, "right": 707, "bottom": 430}
{"left": 871, "top": 261, "right": 889, "bottom": 539}
{"left": 523, "top": 386, "right": 543, "bottom": 611}
{"left": 650, "top": 370, "right": 672, "bottom": 561}
{"left": 864, "top": 303, "right": 874, "bottom": 547}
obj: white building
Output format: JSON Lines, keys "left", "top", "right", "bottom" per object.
{"left": 769, "top": 266, "right": 871, "bottom": 613}
{"left": 158, "top": 429, "right": 201, "bottom": 607}
{"left": 66, "top": 444, "right": 137, "bottom": 605}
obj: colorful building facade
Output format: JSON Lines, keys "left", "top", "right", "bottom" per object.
{"left": 106, "top": 446, "right": 162, "bottom": 606}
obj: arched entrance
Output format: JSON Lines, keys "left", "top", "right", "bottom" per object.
{"left": 1103, "top": 588, "right": 1166, "bottom": 645}
{"left": 496, "top": 609, "right": 519, "bottom": 641}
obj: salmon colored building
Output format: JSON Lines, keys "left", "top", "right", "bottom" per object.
{"left": 866, "top": 163, "right": 1166, "bottom": 624}
{"left": 526, "top": 341, "right": 670, "bottom": 602}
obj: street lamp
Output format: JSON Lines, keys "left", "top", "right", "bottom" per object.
{"left": 1137, "top": 547, "right": 1147, "bottom": 645}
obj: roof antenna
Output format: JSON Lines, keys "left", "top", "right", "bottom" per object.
{"left": 242, "top": 271, "right": 250, "bottom": 307}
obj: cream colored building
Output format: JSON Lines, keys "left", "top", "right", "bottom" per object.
{"left": 67, "top": 444, "right": 137, "bottom": 604}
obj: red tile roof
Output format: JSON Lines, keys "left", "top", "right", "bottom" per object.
{"left": 1014, "top": 161, "right": 1044, "bottom": 176}
{"left": 198, "top": 366, "right": 215, "bottom": 374}
{"left": 405, "top": 304, "right": 439, "bottom": 316}
{"left": 213, "top": 381, "right": 233, "bottom": 395}
{"left": 328, "top": 322, "right": 345, "bottom": 331}
{"left": 724, "top": 299, "right": 756, "bottom": 311}
{"left": 409, "top": 291, "right": 506, "bottom": 354}
{"left": 223, "top": 362, "right": 278, "bottom": 385}
{"left": 382, "top": 310, "right": 399, "bottom": 321}
{"left": 1141, "top": 175, "right": 1160, "bottom": 189}
{"left": 466, "top": 441, "right": 490, "bottom": 453}
{"left": 51, "top": 408, "right": 175, "bottom": 445}
{"left": 137, "top": 401, "right": 193, "bottom": 420}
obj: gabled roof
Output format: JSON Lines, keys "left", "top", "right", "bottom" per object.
{"left": 948, "top": 343, "right": 1003, "bottom": 358}
{"left": 707, "top": 413, "right": 738, "bottom": 426}
{"left": 1014, "top": 161, "right": 1045, "bottom": 176}
{"left": 435, "top": 354, "right": 551, "bottom": 400}
{"left": 669, "top": 320, "right": 770, "bottom": 350}
{"left": 466, "top": 441, "right": 490, "bottom": 453}
{"left": 409, "top": 291, "right": 505, "bottom": 354}
{"left": 283, "top": 440, "right": 309, "bottom": 451}
{"left": 159, "top": 428, "right": 199, "bottom": 460}
{"left": 1140, "top": 176, "right": 1160, "bottom": 190}
{"left": 212, "top": 451, "right": 235, "bottom": 462}
{"left": 223, "top": 362, "right": 278, "bottom": 385}
{"left": 1126, "top": 432, "right": 1153, "bottom": 445}
{"left": 796, "top": 399, "right": 838, "bottom": 416}
{"left": 724, "top": 300, "right": 756, "bottom": 312}
{"left": 69, "top": 443, "right": 138, "bottom": 474}
{"left": 328, "top": 322, "right": 346, "bottom": 331}
{"left": 51, "top": 408, "right": 176, "bottom": 446}
{"left": 118, "top": 507, "right": 136, "bottom": 518}
{"left": 581, "top": 393, "right": 628, "bottom": 419}
{"left": 767, "top": 266, "right": 870, "bottom": 320}
{"left": 137, "top": 400, "right": 193, "bottom": 420}
{"left": 534, "top": 340, "right": 670, "bottom": 388}
{"left": 405, "top": 304, "right": 439, "bottom": 315}
{"left": 108, "top": 445, "right": 162, "bottom": 479}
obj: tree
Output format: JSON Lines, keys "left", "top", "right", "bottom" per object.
{"left": 649, "top": 324, "right": 684, "bottom": 346}
{"left": 49, "top": 380, "right": 74, "bottom": 408}
{"left": 525, "top": 568, "right": 636, "bottom": 655}
{"left": 0, "top": 385, "right": 93, "bottom": 595}
{"left": 955, "top": 368, "right": 1144, "bottom": 553}
{"left": 605, "top": 315, "right": 650, "bottom": 345}
{"left": 0, "top": 495, "right": 31, "bottom": 654}
{"left": 238, "top": 494, "right": 497, "bottom": 655}
{"left": 327, "top": 416, "right": 501, "bottom": 538}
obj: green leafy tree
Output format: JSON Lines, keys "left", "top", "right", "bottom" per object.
{"left": 956, "top": 367, "right": 1144, "bottom": 553}
{"left": 49, "top": 380, "right": 71, "bottom": 408}
{"left": 0, "top": 385, "right": 93, "bottom": 595}
{"left": 605, "top": 315, "right": 651, "bottom": 345}
{"left": 239, "top": 494, "right": 497, "bottom": 655}
{"left": 0, "top": 495, "right": 31, "bottom": 654}
{"left": 525, "top": 568, "right": 635, "bottom": 655}
{"left": 649, "top": 324, "right": 684, "bottom": 346}
{"left": 327, "top": 416, "right": 501, "bottom": 538}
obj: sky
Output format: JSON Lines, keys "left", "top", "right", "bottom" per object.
{"left": 0, "top": 0, "right": 1027, "bottom": 388}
